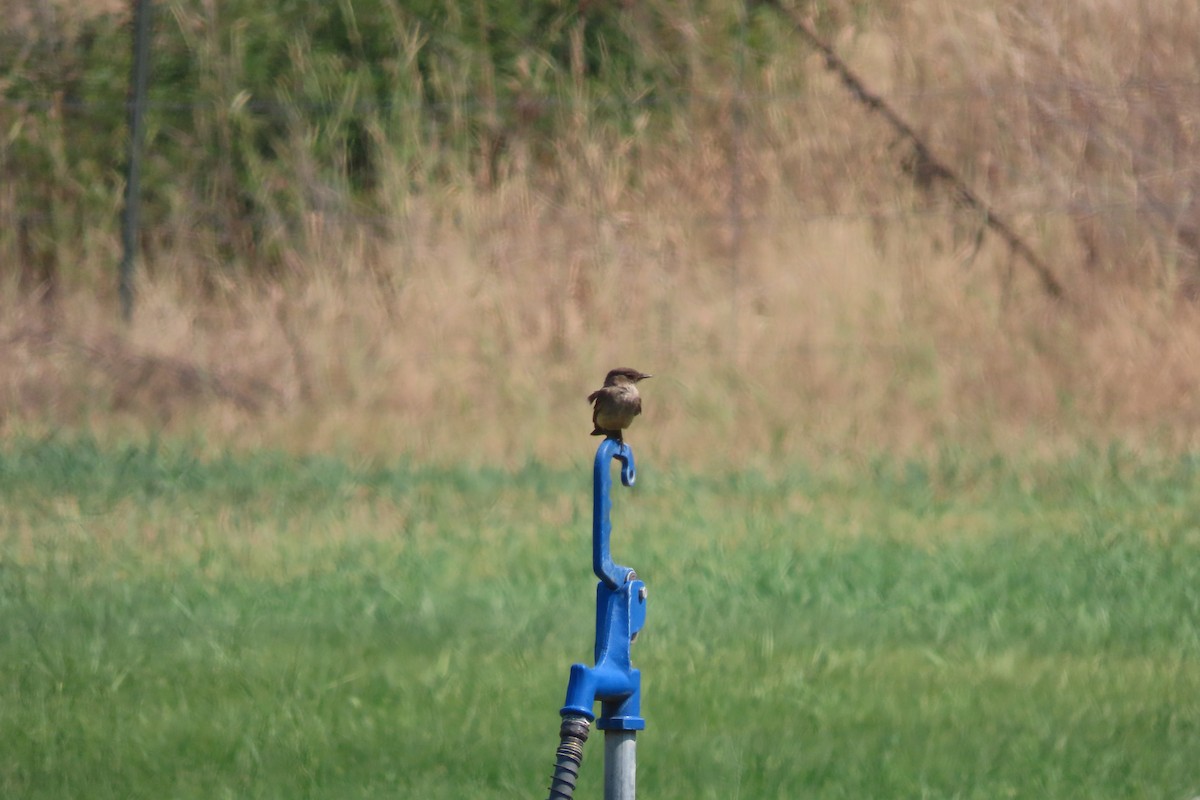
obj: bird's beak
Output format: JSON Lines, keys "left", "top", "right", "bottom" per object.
{"left": 640, "top": 373, "right": 653, "bottom": 380}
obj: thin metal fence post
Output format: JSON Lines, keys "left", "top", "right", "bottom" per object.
{"left": 120, "top": 0, "right": 152, "bottom": 322}
{"left": 727, "top": 0, "right": 748, "bottom": 361}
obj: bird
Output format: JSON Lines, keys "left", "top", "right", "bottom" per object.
{"left": 588, "top": 367, "right": 652, "bottom": 441}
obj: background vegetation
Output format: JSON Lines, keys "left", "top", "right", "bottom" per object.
{"left": 2, "top": 0, "right": 1199, "bottom": 463}
{"left": 2, "top": 436, "right": 1198, "bottom": 798}
{"left": 3, "top": 4, "right": 1200, "bottom": 796}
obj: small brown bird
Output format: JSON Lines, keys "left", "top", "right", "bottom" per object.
{"left": 588, "top": 367, "right": 652, "bottom": 441}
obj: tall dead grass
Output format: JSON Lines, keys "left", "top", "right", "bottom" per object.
{"left": 4, "top": 0, "right": 1200, "bottom": 467}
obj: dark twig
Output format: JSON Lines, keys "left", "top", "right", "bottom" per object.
{"left": 765, "top": 2, "right": 1067, "bottom": 301}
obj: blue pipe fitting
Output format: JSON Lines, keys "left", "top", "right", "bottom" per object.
{"left": 559, "top": 437, "right": 648, "bottom": 730}
{"left": 560, "top": 577, "right": 647, "bottom": 729}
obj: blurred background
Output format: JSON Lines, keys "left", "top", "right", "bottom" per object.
{"left": 4, "top": 0, "right": 1200, "bottom": 467}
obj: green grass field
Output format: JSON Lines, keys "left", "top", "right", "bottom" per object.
{"left": 2, "top": 436, "right": 1198, "bottom": 798}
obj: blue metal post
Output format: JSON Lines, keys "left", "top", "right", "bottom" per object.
{"left": 548, "top": 438, "right": 647, "bottom": 799}
{"left": 592, "top": 439, "right": 637, "bottom": 590}
{"left": 560, "top": 438, "right": 647, "bottom": 729}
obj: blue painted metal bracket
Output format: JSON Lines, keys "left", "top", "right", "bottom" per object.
{"left": 592, "top": 438, "right": 636, "bottom": 590}
{"left": 559, "top": 437, "right": 647, "bottom": 731}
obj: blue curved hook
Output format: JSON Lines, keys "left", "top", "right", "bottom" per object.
{"left": 593, "top": 438, "right": 636, "bottom": 589}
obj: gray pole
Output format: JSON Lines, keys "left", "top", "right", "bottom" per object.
{"left": 604, "top": 731, "right": 636, "bottom": 800}
{"left": 120, "top": 0, "right": 152, "bottom": 322}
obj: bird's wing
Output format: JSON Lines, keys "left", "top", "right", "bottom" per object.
{"left": 588, "top": 388, "right": 603, "bottom": 426}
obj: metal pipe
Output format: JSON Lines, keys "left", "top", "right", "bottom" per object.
{"left": 603, "top": 730, "right": 636, "bottom": 800}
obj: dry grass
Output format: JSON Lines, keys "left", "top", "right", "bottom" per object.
{"left": 5, "top": 0, "right": 1200, "bottom": 467}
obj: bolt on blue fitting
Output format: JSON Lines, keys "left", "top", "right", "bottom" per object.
{"left": 559, "top": 437, "right": 647, "bottom": 731}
